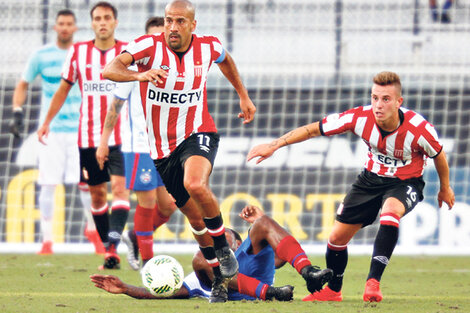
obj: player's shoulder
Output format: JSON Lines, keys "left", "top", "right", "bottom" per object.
{"left": 402, "top": 108, "right": 430, "bottom": 128}
{"left": 193, "top": 33, "right": 221, "bottom": 44}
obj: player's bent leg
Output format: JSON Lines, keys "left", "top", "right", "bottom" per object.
{"left": 184, "top": 156, "right": 238, "bottom": 278}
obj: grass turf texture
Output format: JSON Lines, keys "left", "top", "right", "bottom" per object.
{"left": 0, "top": 254, "right": 468, "bottom": 313}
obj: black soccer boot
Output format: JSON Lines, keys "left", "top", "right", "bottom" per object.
{"left": 215, "top": 246, "right": 239, "bottom": 278}
{"left": 265, "top": 285, "right": 294, "bottom": 301}
{"left": 209, "top": 276, "right": 229, "bottom": 303}
{"left": 301, "top": 265, "right": 333, "bottom": 293}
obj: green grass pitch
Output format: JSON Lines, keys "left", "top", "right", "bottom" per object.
{"left": 0, "top": 253, "right": 468, "bottom": 313}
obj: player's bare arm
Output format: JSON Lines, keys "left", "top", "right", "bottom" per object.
{"left": 217, "top": 51, "right": 256, "bottom": 124}
{"left": 433, "top": 151, "right": 455, "bottom": 209}
{"left": 10, "top": 80, "right": 29, "bottom": 138}
{"left": 37, "top": 80, "right": 72, "bottom": 144}
{"left": 96, "top": 97, "right": 126, "bottom": 170}
{"left": 103, "top": 53, "right": 168, "bottom": 86}
{"left": 90, "top": 274, "right": 159, "bottom": 299}
{"left": 12, "top": 80, "right": 29, "bottom": 111}
{"left": 246, "top": 121, "right": 321, "bottom": 164}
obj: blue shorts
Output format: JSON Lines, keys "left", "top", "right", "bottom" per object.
{"left": 123, "top": 152, "right": 164, "bottom": 191}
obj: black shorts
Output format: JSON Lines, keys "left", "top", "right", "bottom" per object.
{"left": 79, "top": 145, "right": 125, "bottom": 186}
{"left": 154, "top": 132, "right": 219, "bottom": 207}
{"left": 336, "top": 170, "right": 425, "bottom": 227}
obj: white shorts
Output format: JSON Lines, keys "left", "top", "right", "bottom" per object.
{"left": 37, "top": 132, "right": 80, "bottom": 185}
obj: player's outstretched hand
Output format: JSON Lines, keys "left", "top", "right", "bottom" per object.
{"left": 90, "top": 274, "right": 126, "bottom": 294}
{"left": 238, "top": 97, "right": 256, "bottom": 124}
{"left": 239, "top": 205, "right": 265, "bottom": 223}
{"left": 37, "top": 124, "right": 50, "bottom": 145}
{"left": 246, "top": 143, "right": 277, "bottom": 164}
{"left": 438, "top": 186, "right": 455, "bottom": 210}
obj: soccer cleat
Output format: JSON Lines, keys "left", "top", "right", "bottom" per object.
{"left": 363, "top": 278, "right": 383, "bottom": 302}
{"left": 215, "top": 246, "right": 239, "bottom": 278}
{"left": 301, "top": 265, "right": 334, "bottom": 293}
{"left": 84, "top": 228, "right": 105, "bottom": 255}
{"left": 37, "top": 241, "right": 53, "bottom": 255}
{"left": 99, "top": 245, "right": 121, "bottom": 270}
{"left": 265, "top": 285, "right": 294, "bottom": 301}
{"left": 302, "top": 286, "right": 343, "bottom": 302}
{"left": 122, "top": 230, "right": 140, "bottom": 271}
{"left": 209, "top": 276, "right": 229, "bottom": 303}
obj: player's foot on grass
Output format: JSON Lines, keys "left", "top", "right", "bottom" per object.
{"left": 266, "top": 285, "right": 294, "bottom": 301}
{"left": 363, "top": 278, "right": 383, "bottom": 302}
{"left": 37, "top": 241, "right": 53, "bottom": 255}
{"left": 302, "top": 286, "right": 342, "bottom": 302}
{"left": 98, "top": 245, "right": 120, "bottom": 270}
{"left": 122, "top": 230, "right": 139, "bottom": 271}
{"left": 301, "top": 265, "right": 333, "bottom": 293}
{"left": 84, "top": 228, "right": 105, "bottom": 255}
{"left": 209, "top": 276, "right": 229, "bottom": 303}
{"left": 215, "top": 246, "right": 238, "bottom": 278}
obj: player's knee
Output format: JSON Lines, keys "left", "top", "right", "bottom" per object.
{"left": 159, "top": 202, "right": 177, "bottom": 216}
{"left": 183, "top": 178, "right": 209, "bottom": 200}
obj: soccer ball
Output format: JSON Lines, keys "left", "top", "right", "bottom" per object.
{"left": 141, "top": 255, "right": 184, "bottom": 297}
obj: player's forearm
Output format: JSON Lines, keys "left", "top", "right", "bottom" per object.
{"left": 101, "top": 97, "right": 125, "bottom": 144}
{"left": 103, "top": 58, "right": 140, "bottom": 82}
{"left": 218, "top": 52, "right": 249, "bottom": 100}
{"left": 271, "top": 122, "right": 321, "bottom": 149}
{"left": 12, "top": 80, "right": 29, "bottom": 110}
{"left": 434, "top": 151, "right": 451, "bottom": 190}
{"left": 123, "top": 284, "right": 159, "bottom": 299}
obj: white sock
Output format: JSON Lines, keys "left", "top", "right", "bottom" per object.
{"left": 78, "top": 183, "right": 96, "bottom": 231}
{"left": 39, "top": 185, "right": 55, "bottom": 242}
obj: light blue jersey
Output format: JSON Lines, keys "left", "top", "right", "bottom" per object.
{"left": 22, "top": 43, "right": 81, "bottom": 133}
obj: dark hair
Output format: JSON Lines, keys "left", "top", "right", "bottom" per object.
{"left": 90, "top": 1, "right": 118, "bottom": 19}
{"left": 227, "top": 228, "right": 242, "bottom": 242}
{"left": 56, "top": 9, "right": 76, "bottom": 21}
{"left": 373, "top": 71, "right": 402, "bottom": 96}
{"left": 145, "top": 16, "right": 164, "bottom": 33}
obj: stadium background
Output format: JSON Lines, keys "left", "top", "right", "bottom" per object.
{"left": 0, "top": 0, "right": 469, "bottom": 254}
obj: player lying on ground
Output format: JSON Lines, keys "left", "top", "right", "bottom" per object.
{"left": 91, "top": 205, "right": 333, "bottom": 301}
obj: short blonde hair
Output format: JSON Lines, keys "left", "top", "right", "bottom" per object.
{"left": 373, "top": 71, "right": 402, "bottom": 96}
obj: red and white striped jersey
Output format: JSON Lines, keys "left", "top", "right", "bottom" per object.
{"left": 62, "top": 40, "right": 127, "bottom": 148}
{"left": 320, "top": 105, "right": 442, "bottom": 179}
{"left": 123, "top": 33, "right": 225, "bottom": 159}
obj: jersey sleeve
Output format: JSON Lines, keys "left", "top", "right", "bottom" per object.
{"left": 61, "top": 44, "right": 77, "bottom": 84}
{"left": 124, "top": 35, "right": 155, "bottom": 66}
{"left": 320, "top": 107, "right": 358, "bottom": 136}
{"left": 417, "top": 122, "right": 443, "bottom": 158}
{"left": 21, "top": 50, "right": 41, "bottom": 83}
{"left": 209, "top": 36, "right": 225, "bottom": 63}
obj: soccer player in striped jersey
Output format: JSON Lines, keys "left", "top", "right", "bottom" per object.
{"left": 103, "top": 0, "right": 256, "bottom": 302}
{"left": 90, "top": 205, "right": 333, "bottom": 301}
{"left": 247, "top": 71, "right": 455, "bottom": 302}
{"left": 96, "top": 17, "right": 178, "bottom": 270}
{"left": 37, "top": 2, "right": 130, "bottom": 269}
{"left": 10, "top": 9, "right": 103, "bottom": 255}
